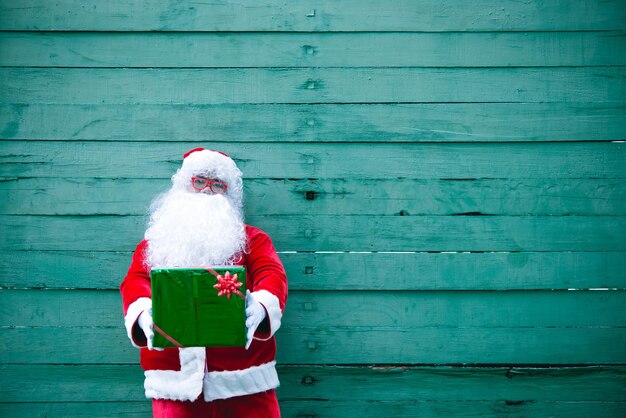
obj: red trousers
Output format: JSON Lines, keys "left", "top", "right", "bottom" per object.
{"left": 152, "top": 389, "right": 280, "bottom": 418}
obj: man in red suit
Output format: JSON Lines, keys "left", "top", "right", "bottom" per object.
{"left": 120, "top": 148, "right": 288, "bottom": 417}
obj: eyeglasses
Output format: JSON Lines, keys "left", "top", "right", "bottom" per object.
{"left": 191, "top": 176, "right": 228, "bottom": 194}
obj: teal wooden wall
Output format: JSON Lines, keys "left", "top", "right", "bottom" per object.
{"left": 1, "top": 1, "right": 626, "bottom": 416}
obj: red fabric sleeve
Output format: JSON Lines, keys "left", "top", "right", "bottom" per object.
{"left": 120, "top": 240, "right": 152, "bottom": 315}
{"left": 245, "top": 226, "right": 288, "bottom": 312}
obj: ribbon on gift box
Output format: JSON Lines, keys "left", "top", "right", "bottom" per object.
{"left": 153, "top": 323, "right": 183, "bottom": 348}
{"left": 206, "top": 267, "right": 245, "bottom": 299}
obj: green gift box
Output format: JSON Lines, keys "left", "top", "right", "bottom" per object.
{"left": 151, "top": 267, "right": 247, "bottom": 348}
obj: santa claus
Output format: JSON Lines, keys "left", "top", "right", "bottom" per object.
{"left": 120, "top": 148, "right": 288, "bottom": 417}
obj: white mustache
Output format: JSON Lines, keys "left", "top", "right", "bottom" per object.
{"left": 144, "top": 188, "right": 246, "bottom": 269}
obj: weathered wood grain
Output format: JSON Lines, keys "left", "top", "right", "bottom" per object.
{"left": 2, "top": 251, "right": 625, "bottom": 291}
{"left": 3, "top": 103, "right": 624, "bottom": 142}
{"left": 2, "top": 364, "right": 624, "bottom": 402}
{"left": 2, "top": 68, "right": 625, "bottom": 104}
{"left": 3, "top": 178, "right": 625, "bottom": 216}
{"left": 2, "top": 326, "right": 625, "bottom": 364}
{"left": 2, "top": 141, "right": 624, "bottom": 180}
{"left": 2, "top": 214, "right": 625, "bottom": 252}
{"left": 2, "top": 31, "right": 625, "bottom": 67}
{"left": 278, "top": 365, "right": 626, "bottom": 402}
{"left": 0, "top": 403, "right": 152, "bottom": 418}
{"left": 280, "top": 400, "right": 625, "bottom": 418}
{"left": 2, "top": 400, "right": 625, "bottom": 418}
{"left": 3, "top": 289, "right": 625, "bottom": 328}
{"left": 275, "top": 327, "right": 626, "bottom": 364}
{"left": 2, "top": 0, "right": 625, "bottom": 415}
{"left": 1, "top": 0, "right": 624, "bottom": 31}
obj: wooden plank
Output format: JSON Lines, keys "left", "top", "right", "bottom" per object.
{"left": 3, "top": 178, "right": 626, "bottom": 216}
{"left": 2, "top": 214, "right": 625, "bottom": 252}
{"left": 222, "top": 290, "right": 626, "bottom": 328}
{"left": 275, "top": 327, "right": 626, "bottom": 364}
{"left": 0, "top": 402, "right": 152, "bottom": 418}
{"left": 0, "top": 365, "right": 146, "bottom": 402}
{"left": 2, "top": 364, "right": 625, "bottom": 402}
{"left": 3, "top": 103, "right": 625, "bottom": 142}
{"left": 2, "top": 326, "right": 625, "bottom": 364}
{"left": 4, "top": 400, "right": 626, "bottom": 418}
{"left": 2, "top": 141, "right": 624, "bottom": 180}
{"left": 1, "top": 0, "right": 624, "bottom": 31}
{"left": 277, "top": 365, "right": 626, "bottom": 402}
{"left": 282, "top": 400, "right": 624, "bottom": 418}
{"left": 3, "top": 32, "right": 626, "bottom": 68}
{"left": 0, "top": 328, "right": 137, "bottom": 364}
{"left": 4, "top": 103, "right": 626, "bottom": 144}
{"left": 1, "top": 400, "right": 624, "bottom": 418}
{"left": 2, "top": 251, "right": 625, "bottom": 291}
{"left": 2, "top": 289, "right": 625, "bottom": 328}
{"left": 2, "top": 67, "right": 625, "bottom": 105}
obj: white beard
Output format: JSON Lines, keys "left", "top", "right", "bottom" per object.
{"left": 144, "top": 189, "right": 246, "bottom": 269}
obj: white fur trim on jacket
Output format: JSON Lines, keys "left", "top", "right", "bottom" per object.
{"left": 203, "top": 361, "right": 280, "bottom": 402}
{"left": 251, "top": 290, "right": 282, "bottom": 341}
{"left": 124, "top": 297, "right": 152, "bottom": 348}
{"left": 144, "top": 347, "right": 206, "bottom": 401}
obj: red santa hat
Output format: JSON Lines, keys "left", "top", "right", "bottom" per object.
{"left": 171, "top": 147, "right": 244, "bottom": 208}
{"left": 183, "top": 147, "right": 230, "bottom": 159}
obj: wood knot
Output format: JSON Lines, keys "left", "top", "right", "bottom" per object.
{"left": 505, "top": 400, "right": 528, "bottom": 406}
{"left": 302, "top": 45, "right": 317, "bottom": 55}
{"left": 505, "top": 368, "right": 523, "bottom": 378}
{"left": 301, "top": 375, "right": 318, "bottom": 385}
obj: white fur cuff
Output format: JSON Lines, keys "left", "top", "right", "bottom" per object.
{"left": 145, "top": 347, "right": 206, "bottom": 401}
{"left": 124, "top": 297, "right": 152, "bottom": 348}
{"left": 251, "top": 290, "right": 282, "bottom": 341}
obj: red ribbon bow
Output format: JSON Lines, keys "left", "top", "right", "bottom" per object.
{"left": 212, "top": 270, "right": 244, "bottom": 299}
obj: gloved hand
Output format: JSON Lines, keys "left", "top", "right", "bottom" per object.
{"left": 137, "top": 308, "right": 163, "bottom": 351}
{"left": 245, "top": 289, "right": 267, "bottom": 350}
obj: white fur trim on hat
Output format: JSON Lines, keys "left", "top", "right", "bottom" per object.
{"left": 124, "top": 297, "right": 152, "bottom": 348}
{"left": 171, "top": 149, "right": 244, "bottom": 210}
{"left": 203, "top": 361, "right": 280, "bottom": 402}
{"left": 144, "top": 347, "right": 206, "bottom": 401}
{"left": 251, "top": 290, "right": 283, "bottom": 341}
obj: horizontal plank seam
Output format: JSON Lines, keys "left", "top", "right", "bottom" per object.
{"left": 2, "top": 65, "right": 625, "bottom": 70}
{"left": 5, "top": 215, "right": 626, "bottom": 219}
{"left": 0, "top": 29, "right": 624, "bottom": 34}
{"left": 3, "top": 65, "right": 626, "bottom": 69}
{"left": 3, "top": 325, "right": 626, "bottom": 329}
{"left": 3, "top": 101, "right": 617, "bottom": 105}
{"left": 2, "top": 287, "right": 626, "bottom": 291}
{"left": 2, "top": 139, "right": 625, "bottom": 144}
{"left": 2, "top": 362, "right": 626, "bottom": 368}
{"left": 4, "top": 213, "right": 626, "bottom": 217}
{"left": 2, "top": 249, "right": 626, "bottom": 254}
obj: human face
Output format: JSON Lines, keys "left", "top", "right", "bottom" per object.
{"left": 190, "top": 176, "right": 228, "bottom": 194}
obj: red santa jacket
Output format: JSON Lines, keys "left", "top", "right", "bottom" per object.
{"left": 120, "top": 225, "right": 288, "bottom": 402}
